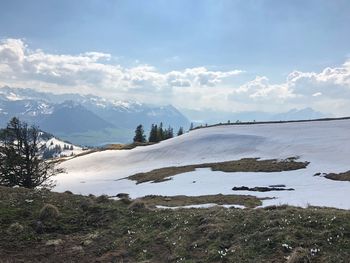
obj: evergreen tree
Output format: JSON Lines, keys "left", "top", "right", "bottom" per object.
{"left": 148, "top": 124, "right": 158, "bottom": 143}
{"left": 165, "top": 126, "right": 173, "bottom": 139}
{"left": 0, "top": 117, "right": 61, "bottom": 188}
{"left": 148, "top": 123, "right": 174, "bottom": 142}
{"left": 157, "top": 122, "right": 164, "bottom": 141}
{"left": 133, "top": 124, "right": 146, "bottom": 143}
{"left": 189, "top": 122, "right": 194, "bottom": 130}
{"left": 177, "top": 127, "right": 184, "bottom": 136}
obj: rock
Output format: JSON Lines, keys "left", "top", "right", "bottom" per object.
{"left": 116, "top": 193, "right": 129, "bottom": 199}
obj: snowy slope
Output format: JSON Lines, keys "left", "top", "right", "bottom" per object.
{"left": 44, "top": 137, "right": 85, "bottom": 158}
{"left": 54, "top": 119, "right": 350, "bottom": 209}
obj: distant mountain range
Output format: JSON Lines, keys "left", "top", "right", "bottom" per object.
{"left": 0, "top": 86, "right": 331, "bottom": 146}
{"left": 181, "top": 107, "right": 328, "bottom": 125}
{"left": 0, "top": 86, "right": 190, "bottom": 146}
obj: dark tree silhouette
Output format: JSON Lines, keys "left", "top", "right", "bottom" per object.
{"left": 148, "top": 123, "right": 176, "bottom": 142}
{"left": 148, "top": 124, "right": 158, "bottom": 143}
{"left": 0, "top": 117, "right": 61, "bottom": 188}
{"left": 157, "top": 122, "right": 164, "bottom": 142}
{"left": 133, "top": 124, "right": 146, "bottom": 143}
{"left": 163, "top": 126, "right": 174, "bottom": 140}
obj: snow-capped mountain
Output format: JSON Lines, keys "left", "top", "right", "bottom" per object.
{"left": 0, "top": 86, "right": 190, "bottom": 145}
{"left": 0, "top": 88, "right": 54, "bottom": 126}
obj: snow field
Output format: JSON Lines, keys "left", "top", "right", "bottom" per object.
{"left": 55, "top": 119, "right": 350, "bottom": 209}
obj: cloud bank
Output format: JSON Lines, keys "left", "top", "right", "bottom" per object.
{"left": 0, "top": 38, "right": 350, "bottom": 115}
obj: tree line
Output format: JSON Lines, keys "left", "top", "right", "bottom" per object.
{"left": 133, "top": 123, "right": 184, "bottom": 143}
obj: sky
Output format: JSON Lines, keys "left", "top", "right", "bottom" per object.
{"left": 0, "top": 0, "right": 350, "bottom": 115}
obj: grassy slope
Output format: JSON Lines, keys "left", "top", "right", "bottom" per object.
{"left": 128, "top": 157, "right": 308, "bottom": 184}
{"left": 1, "top": 186, "right": 349, "bottom": 262}
{"left": 324, "top": 171, "right": 350, "bottom": 182}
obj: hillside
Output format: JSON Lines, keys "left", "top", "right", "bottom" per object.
{"left": 55, "top": 118, "right": 350, "bottom": 209}
{"left": 43, "top": 137, "right": 85, "bottom": 159}
{"left": 1, "top": 186, "right": 349, "bottom": 262}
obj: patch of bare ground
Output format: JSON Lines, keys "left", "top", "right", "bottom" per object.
{"left": 324, "top": 171, "right": 350, "bottom": 182}
{"left": 1, "top": 186, "right": 350, "bottom": 262}
{"left": 139, "top": 194, "right": 265, "bottom": 208}
{"left": 128, "top": 157, "right": 309, "bottom": 184}
{"left": 232, "top": 186, "right": 295, "bottom": 192}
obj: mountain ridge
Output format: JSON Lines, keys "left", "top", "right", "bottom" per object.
{"left": 0, "top": 86, "right": 190, "bottom": 145}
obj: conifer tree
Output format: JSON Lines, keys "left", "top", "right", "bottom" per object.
{"left": 165, "top": 126, "right": 174, "bottom": 139}
{"left": 133, "top": 124, "right": 146, "bottom": 143}
{"left": 157, "top": 122, "right": 164, "bottom": 142}
{"left": 177, "top": 127, "right": 184, "bottom": 136}
{"left": 148, "top": 124, "right": 158, "bottom": 143}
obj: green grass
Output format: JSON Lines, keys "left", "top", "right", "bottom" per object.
{"left": 0, "top": 186, "right": 349, "bottom": 262}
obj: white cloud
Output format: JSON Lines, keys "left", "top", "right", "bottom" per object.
{"left": 165, "top": 67, "right": 243, "bottom": 88}
{"left": 287, "top": 64, "right": 350, "bottom": 98}
{"left": 0, "top": 38, "right": 242, "bottom": 99}
{"left": 225, "top": 60, "right": 350, "bottom": 115}
{"left": 1, "top": 38, "right": 350, "bottom": 115}
{"left": 229, "top": 76, "right": 295, "bottom": 101}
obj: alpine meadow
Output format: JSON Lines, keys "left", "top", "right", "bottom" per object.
{"left": 1, "top": 1, "right": 350, "bottom": 262}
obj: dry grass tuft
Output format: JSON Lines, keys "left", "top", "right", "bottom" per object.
{"left": 95, "top": 195, "right": 110, "bottom": 203}
{"left": 7, "top": 222, "right": 24, "bottom": 235}
{"left": 39, "top": 204, "right": 60, "bottom": 221}
{"left": 79, "top": 198, "right": 94, "bottom": 211}
{"left": 128, "top": 199, "right": 149, "bottom": 211}
{"left": 287, "top": 247, "right": 310, "bottom": 263}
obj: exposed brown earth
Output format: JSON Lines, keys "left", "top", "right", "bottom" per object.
{"left": 324, "top": 171, "right": 350, "bottom": 182}
{"left": 128, "top": 157, "right": 309, "bottom": 184}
